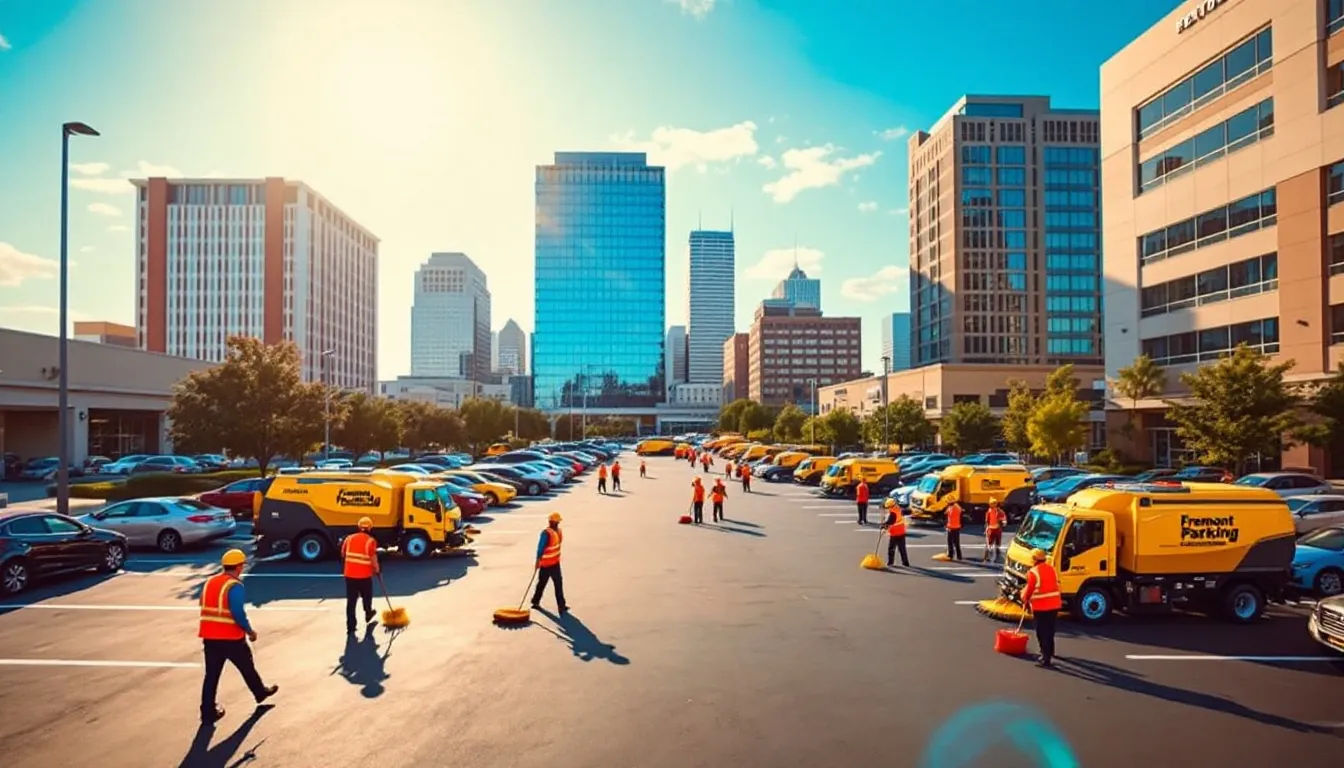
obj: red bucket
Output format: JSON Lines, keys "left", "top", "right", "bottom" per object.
{"left": 678, "top": 515, "right": 693, "bottom": 525}
{"left": 994, "top": 629, "right": 1029, "bottom": 656}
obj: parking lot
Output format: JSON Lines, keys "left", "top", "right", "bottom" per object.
{"left": 0, "top": 455, "right": 1340, "bottom": 767}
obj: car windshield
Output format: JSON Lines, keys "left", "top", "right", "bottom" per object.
{"left": 1234, "top": 475, "right": 1271, "bottom": 487}
{"left": 1285, "top": 497, "right": 1316, "bottom": 513}
{"left": 824, "top": 464, "right": 844, "bottom": 477}
{"left": 1014, "top": 509, "right": 1067, "bottom": 551}
{"left": 1051, "top": 475, "right": 1096, "bottom": 492}
{"left": 1174, "top": 467, "right": 1211, "bottom": 478}
{"left": 1299, "top": 528, "right": 1344, "bottom": 552}
{"left": 174, "top": 499, "right": 214, "bottom": 512}
{"left": 916, "top": 475, "right": 940, "bottom": 493}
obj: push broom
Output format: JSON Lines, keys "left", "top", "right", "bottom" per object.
{"left": 377, "top": 572, "right": 410, "bottom": 629}
{"left": 860, "top": 525, "right": 885, "bottom": 570}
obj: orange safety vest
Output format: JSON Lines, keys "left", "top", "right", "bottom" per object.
{"left": 341, "top": 531, "right": 377, "bottom": 579}
{"left": 739, "top": 465, "right": 748, "bottom": 478}
{"left": 538, "top": 528, "right": 563, "bottom": 567}
{"left": 985, "top": 505, "right": 1006, "bottom": 530}
{"left": 599, "top": 465, "right": 608, "bottom": 479}
{"left": 887, "top": 511, "right": 907, "bottom": 537}
{"left": 198, "top": 573, "right": 245, "bottom": 640}
{"left": 855, "top": 482, "right": 870, "bottom": 503}
{"left": 1024, "top": 563, "right": 1063, "bottom": 612}
{"left": 612, "top": 462, "right": 621, "bottom": 476}
{"left": 946, "top": 504, "right": 963, "bottom": 530}
{"left": 711, "top": 485, "right": 726, "bottom": 503}
{"left": 692, "top": 483, "right": 706, "bottom": 502}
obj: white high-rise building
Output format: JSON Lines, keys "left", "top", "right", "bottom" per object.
{"left": 410, "top": 252, "right": 491, "bottom": 381}
{"left": 687, "top": 230, "right": 735, "bottom": 384}
{"left": 665, "top": 325, "right": 687, "bottom": 396}
{"left": 497, "top": 319, "right": 527, "bottom": 376}
{"left": 130, "top": 177, "right": 379, "bottom": 391}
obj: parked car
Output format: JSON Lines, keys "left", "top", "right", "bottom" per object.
{"left": 471, "top": 469, "right": 529, "bottom": 495}
{"left": 0, "top": 511, "right": 128, "bottom": 595}
{"left": 18, "top": 458, "right": 61, "bottom": 482}
{"left": 75, "top": 497, "right": 236, "bottom": 553}
{"left": 2, "top": 453, "right": 23, "bottom": 480}
{"left": 1234, "top": 472, "right": 1332, "bottom": 499}
{"left": 1131, "top": 468, "right": 1179, "bottom": 482}
{"left": 1308, "top": 594, "right": 1344, "bottom": 656}
{"left": 959, "top": 453, "right": 1019, "bottom": 466}
{"left": 1291, "top": 526, "right": 1344, "bottom": 598}
{"left": 1033, "top": 473, "right": 1127, "bottom": 504}
{"left": 1031, "top": 466, "right": 1089, "bottom": 483}
{"left": 129, "top": 455, "right": 203, "bottom": 475}
{"left": 198, "top": 478, "right": 268, "bottom": 519}
{"left": 1171, "top": 466, "right": 1232, "bottom": 482}
{"left": 386, "top": 464, "right": 434, "bottom": 475}
{"left": 192, "top": 454, "right": 230, "bottom": 471}
{"left": 1286, "top": 495, "right": 1344, "bottom": 536}
{"left": 515, "top": 461, "right": 568, "bottom": 486}
{"left": 101, "top": 454, "right": 152, "bottom": 475}
{"left": 315, "top": 459, "right": 354, "bottom": 471}
{"left": 473, "top": 464, "right": 551, "bottom": 496}
{"left": 446, "top": 489, "right": 487, "bottom": 519}
{"left": 83, "top": 456, "right": 113, "bottom": 474}
{"left": 491, "top": 450, "right": 554, "bottom": 466}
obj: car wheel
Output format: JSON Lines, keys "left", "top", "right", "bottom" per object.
{"left": 295, "top": 533, "right": 330, "bottom": 563}
{"left": 1315, "top": 568, "right": 1344, "bottom": 598}
{"left": 1222, "top": 583, "right": 1265, "bottom": 624}
{"left": 101, "top": 542, "right": 127, "bottom": 573}
{"left": 2, "top": 560, "right": 30, "bottom": 595}
{"left": 528, "top": 482, "right": 541, "bottom": 496}
{"left": 401, "top": 531, "right": 431, "bottom": 560}
{"left": 485, "top": 491, "right": 500, "bottom": 506}
{"left": 157, "top": 529, "right": 183, "bottom": 553}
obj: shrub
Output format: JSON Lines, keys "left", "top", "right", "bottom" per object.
{"left": 67, "top": 469, "right": 261, "bottom": 501}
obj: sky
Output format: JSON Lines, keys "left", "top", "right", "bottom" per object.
{"left": 0, "top": 0, "right": 1181, "bottom": 379}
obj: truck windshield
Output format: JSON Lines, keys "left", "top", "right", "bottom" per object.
{"left": 916, "top": 474, "right": 940, "bottom": 493}
{"left": 434, "top": 487, "right": 455, "bottom": 510}
{"left": 1014, "top": 508, "right": 1067, "bottom": 551}
{"left": 825, "top": 464, "right": 844, "bottom": 477}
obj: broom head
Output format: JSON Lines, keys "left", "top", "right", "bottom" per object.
{"left": 994, "top": 628, "right": 1030, "bottom": 656}
{"left": 860, "top": 553, "right": 884, "bottom": 570}
{"left": 976, "top": 597, "right": 1031, "bottom": 622}
{"left": 381, "top": 606, "right": 411, "bottom": 629}
{"left": 493, "top": 607, "right": 532, "bottom": 624}
{"left": 931, "top": 553, "right": 952, "bottom": 562}
{"left": 678, "top": 514, "right": 693, "bottom": 524}
{"left": 465, "top": 526, "right": 482, "bottom": 535}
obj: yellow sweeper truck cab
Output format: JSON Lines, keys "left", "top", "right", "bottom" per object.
{"left": 636, "top": 438, "right": 676, "bottom": 456}
{"left": 908, "top": 464, "right": 1034, "bottom": 524}
{"left": 819, "top": 457, "right": 900, "bottom": 497}
{"left": 254, "top": 472, "right": 471, "bottom": 562}
{"left": 793, "top": 456, "right": 838, "bottom": 485}
{"left": 994, "top": 481, "right": 1296, "bottom": 624}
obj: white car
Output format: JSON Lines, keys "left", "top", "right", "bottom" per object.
{"left": 516, "top": 462, "right": 566, "bottom": 486}
{"left": 1234, "top": 472, "right": 1333, "bottom": 499}
{"left": 101, "top": 454, "right": 151, "bottom": 475}
{"left": 1286, "top": 495, "right": 1344, "bottom": 536}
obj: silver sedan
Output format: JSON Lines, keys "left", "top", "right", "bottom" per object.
{"left": 76, "top": 496, "right": 237, "bottom": 553}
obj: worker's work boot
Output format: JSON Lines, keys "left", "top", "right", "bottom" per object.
{"left": 365, "top": 609, "right": 378, "bottom": 625}
{"left": 203, "top": 704, "right": 226, "bottom": 724}
{"left": 255, "top": 684, "right": 279, "bottom": 704}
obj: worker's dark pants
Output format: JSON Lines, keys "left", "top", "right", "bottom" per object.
{"left": 985, "top": 529, "right": 1003, "bottom": 559}
{"left": 856, "top": 501, "right": 869, "bottom": 525}
{"left": 639, "top": 467, "right": 646, "bottom": 477}
{"left": 200, "top": 639, "right": 267, "bottom": 718}
{"left": 612, "top": 475, "right": 621, "bottom": 491}
{"left": 597, "top": 478, "right": 607, "bottom": 494}
{"left": 702, "top": 464, "right": 708, "bottom": 473}
{"left": 946, "top": 528, "right": 963, "bottom": 559}
{"left": 712, "top": 501, "right": 723, "bottom": 521}
{"left": 1034, "top": 609, "right": 1059, "bottom": 662}
{"left": 887, "top": 534, "right": 909, "bottom": 566}
{"left": 532, "top": 564, "right": 567, "bottom": 610}
{"left": 692, "top": 500, "right": 705, "bottom": 523}
{"left": 345, "top": 576, "right": 373, "bottom": 632}
{"left": 741, "top": 478, "right": 751, "bottom": 492}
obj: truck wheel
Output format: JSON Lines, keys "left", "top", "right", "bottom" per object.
{"left": 1072, "top": 586, "right": 1112, "bottom": 624}
{"left": 401, "top": 532, "right": 431, "bottom": 560}
{"left": 1315, "top": 568, "right": 1344, "bottom": 597}
{"left": 1222, "top": 583, "right": 1265, "bottom": 623}
{"left": 294, "top": 533, "right": 329, "bottom": 563}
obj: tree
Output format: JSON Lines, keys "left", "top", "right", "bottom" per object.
{"left": 167, "top": 336, "right": 326, "bottom": 475}
{"left": 738, "top": 401, "right": 775, "bottom": 434}
{"left": 1166, "top": 345, "right": 1301, "bottom": 474}
{"left": 459, "top": 397, "right": 513, "bottom": 452}
{"left": 398, "top": 401, "right": 465, "bottom": 452}
{"left": 1027, "top": 395, "right": 1090, "bottom": 463}
{"left": 773, "top": 404, "right": 807, "bottom": 442}
{"left": 800, "top": 415, "right": 833, "bottom": 445}
{"left": 1298, "top": 363, "right": 1344, "bottom": 462}
{"left": 1112, "top": 354, "right": 1166, "bottom": 442}
{"left": 823, "top": 409, "right": 863, "bottom": 449}
{"left": 940, "top": 401, "right": 999, "bottom": 453}
{"left": 586, "top": 417, "right": 636, "bottom": 438}
{"left": 553, "top": 414, "right": 581, "bottom": 441}
{"left": 1045, "top": 364, "right": 1080, "bottom": 398}
{"left": 865, "top": 396, "right": 934, "bottom": 449}
{"left": 335, "top": 391, "right": 403, "bottom": 460}
{"left": 1000, "top": 379, "right": 1036, "bottom": 457}
{"left": 513, "top": 408, "right": 552, "bottom": 440}
{"left": 718, "top": 399, "right": 753, "bottom": 432}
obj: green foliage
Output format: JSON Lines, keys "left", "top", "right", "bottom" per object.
{"left": 1000, "top": 379, "right": 1036, "bottom": 457}
{"left": 1166, "top": 344, "right": 1301, "bottom": 474}
{"left": 865, "top": 396, "right": 934, "bottom": 449}
{"left": 718, "top": 399, "right": 754, "bottom": 432}
{"left": 823, "top": 409, "right": 863, "bottom": 448}
{"left": 1045, "top": 364, "right": 1080, "bottom": 398}
{"left": 458, "top": 398, "right": 514, "bottom": 452}
{"left": 1113, "top": 354, "right": 1166, "bottom": 441}
{"left": 514, "top": 408, "right": 552, "bottom": 440}
{"left": 1297, "top": 363, "right": 1344, "bottom": 454}
{"left": 738, "top": 401, "right": 776, "bottom": 433}
{"left": 800, "top": 415, "right": 832, "bottom": 445}
{"left": 746, "top": 427, "right": 773, "bottom": 442}
{"left": 1028, "top": 392, "right": 1089, "bottom": 462}
{"left": 167, "top": 336, "right": 326, "bottom": 476}
{"left": 940, "top": 401, "right": 999, "bottom": 453}
{"left": 69, "top": 469, "right": 262, "bottom": 501}
{"left": 585, "top": 417, "right": 637, "bottom": 438}
{"left": 773, "top": 404, "right": 807, "bottom": 442}
{"left": 335, "top": 391, "right": 403, "bottom": 459}
{"left": 396, "top": 400, "right": 466, "bottom": 451}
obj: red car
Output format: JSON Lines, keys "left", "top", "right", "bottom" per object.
{"left": 198, "top": 478, "right": 266, "bottom": 519}
{"left": 451, "top": 491, "right": 487, "bottom": 519}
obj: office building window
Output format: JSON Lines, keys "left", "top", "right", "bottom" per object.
{"left": 1042, "top": 147, "right": 1099, "bottom": 166}
{"left": 962, "top": 103, "right": 1024, "bottom": 118}
{"left": 1138, "top": 187, "right": 1277, "bottom": 265}
{"left": 1329, "top": 160, "right": 1344, "bottom": 207}
{"left": 1329, "top": 61, "right": 1344, "bottom": 109}
{"left": 1331, "top": 0, "right": 1344, "bottom": 37}
{"left": 960, "top": 146, "right": 992, "bottom": 165}
{"left": 1136, "top": 27, "right": 1273, "bottom": 139}
{"left": 1331, "top": 304, "right": 1344, "bottom": 345}
{"left": 1141, "top": 317, "right": 1279, "bottom": 366}
{"left": 996, "top": 146, "right": 1026, "bottom": 165}
{"left": 1138, "top": 99, "right": 1274, "bottom": 192}
{"left": 1140, "top": 253, "right": 1277, "bottom": 317}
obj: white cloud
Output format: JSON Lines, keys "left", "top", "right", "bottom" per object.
{"left": 857, "top": 201, "right": 879, "bottom": 213}
{"left": 107, "top": 224, "right": 130, "bottom": 232}
{"left": 876, "top": 126, "right": 910, "bottom": 141}
{"left": 744, "top": 247, "right": 824, "bottom": 280}
{"left": 841, "top": 266, "right": 906, "bottom": 302}
{"left": 757, "top": 155, "right": 777, "bottom": 169}
{"left": 80, "top": 246, "right": 96, "bottom": 253}
{"left": 611, "top": 121, "right": 758, "bottom": 172}
{"left": 0, "top": 33, "right": 10, "bottom": 51}
{"left": 888, "top": 207, "right": 909, "bottom": 216}
{"left": 121, "top": 161, "right": 183, "bottom": 178}
{"left": 666, "top": 0, "right": 717, "bottom": 20}
{"left": 87, "top": 202, "right": 121, "bottom": 217}
{"left": 762, "top": 145, "right": 881, "bottom": 203}
{"left": 70, "top": 177, "right": 133, "bottom": 194}
{"left": 775, "top": 135, "right": 786, "bottom": 144}
{"left": 70, "top": 162, "right": 109, "bottom": 175}
{"left": 0, "top": 242, "right": 58, "bottom": 287}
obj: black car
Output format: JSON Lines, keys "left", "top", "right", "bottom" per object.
{"left": 1172, "top": 466, "right": 1232, "bottom": 482}
{"left": 761, "top": 465, "right": 796, "bottom": 482}
{"left": 0, "top": 511, "right": 128, "bottom": 595}
{"left": 491, "top": 450, "right": 553, "bottom": 465}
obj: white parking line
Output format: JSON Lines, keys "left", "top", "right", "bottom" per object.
{"left": 816, "top": 513, "right": 851, "bottom": 517}
{"left": 468, "top": 529, "right": 528, "bottom": 534}
{"left": 1125, "top": 654, "right": 1343, "bottom": 662}
{"left": 0, "top": 603, "right": 330, "bottom": 612}
{"left": 954, "top": 600, "right": 982, "bottom": 605}
{"left": 0, "top": 659, "right": 200, "bottom": 669}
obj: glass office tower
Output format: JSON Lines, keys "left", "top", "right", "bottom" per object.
{"left": 533, "top": 152, "right": 666, "bottom": 410}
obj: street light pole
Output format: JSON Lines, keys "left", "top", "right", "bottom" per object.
{"left": 806, "top": 378, "right": 817, "bottom": 444}
{"left": 57, "top": 122, "right": 100, "bottom": 518}
{"left": 580, "top": 366, "right": 589, "bottom": 438}
{"left": 881, "top": 355, "right": 891, "bottom": 453}
{"left": 321, "top": 349, "right": 335, "bottom": 461}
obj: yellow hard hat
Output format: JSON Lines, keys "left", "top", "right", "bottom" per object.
{"left": 358, "top": 516, "right": 373, "bottom": 530}
{"left": 1031, "top": 548, "right": 1048, "bottom": 562}
{"left": 548, "top": 512, "right": 563, "bottom": 523}
{"left": 883, "top": 498, "right": 896, "bottom": 508}
{"left": 989, "top": 497, "right": 998, "bottom": 504}
{"left": 221, "top": 549, "right": 247, "bottom": 567}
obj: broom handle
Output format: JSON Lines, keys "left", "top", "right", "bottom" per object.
{"left": 871, "top": 525, "right": 885, "bottom": 556}
{"left": 376, "top": 571, "right": 395, "bottom": 611}
{"left": 517, "top": 567, "right": 539, "bottom": 611}
{"left": 1014, "top": 611, "right": 1027, "bottom": 635}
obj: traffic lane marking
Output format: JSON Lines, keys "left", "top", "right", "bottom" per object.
{"left": 0, "top": 659, "right": 200, "bottom": 669}
{"left": 1125, "top": 654, "right": 1343, "bottom": 662}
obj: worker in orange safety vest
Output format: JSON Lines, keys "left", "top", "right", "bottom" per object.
{"left": 855, "top": 479, "right": 871, "bottom": 525}
{"left": 531, "top": 512, "right": 568, "bottom": 613}
{"left": 198, "top": 549, "right": 278, "bottom": 723}
{"left": 597, "top": 462, "right": 609, "bottom": 495}
{"left": 341, "top": 516, "right": 380, "bottom": 634}
{"left": 983, "top": 498, "right": 1007, "bottom": 563}
{"left": 944, "top": 500, "right": 964, "bottom": 560}
{"left": 882, "top": 498, "right": 909, "bottom": 567}
{"left": 710, "top": 477, "right": 728, "bottom": 523}
{"left": 639, "top": 459, "right": 647, "bottom": 478}
{"left": 691, "top": 477, "right": 707, "bottom": 524}
{"left": 738, "top": 461, "right": 751, "bottom": 493}
{"left": 611, "top": 460, "right": 623, "bottom": 492}
{"left": 1021, "top": 548, "right": 1063, "bottom": 668}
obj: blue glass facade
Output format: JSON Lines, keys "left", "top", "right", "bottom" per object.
{"left": 1042, "top": 146, "right": 1102, "bottom": 363}
{"left": 533, "top": 152, "right": 666, "bottom": 410}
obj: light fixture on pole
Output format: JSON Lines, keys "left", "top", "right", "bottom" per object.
{"left": 56, "top": 121, "right": 100, "bottom": 518}
{"left": 321, "top": 349, "right": 335, "bottom": 461}
{"left": 881, "top": 355, "right": 891, "bottom": 453}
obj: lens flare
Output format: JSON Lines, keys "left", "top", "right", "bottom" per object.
{"left": 919, "top": 701, "right": 1080, "bottom": 768}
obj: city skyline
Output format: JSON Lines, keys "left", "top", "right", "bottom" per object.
{"left": 687, "top": 229, "right": 735, "bottom": 388}
{"left": 409, "top": 252, "right": 491, "bottom": 382}
{"left": 0, "top": 0, "right": 1180, "bottom": 379}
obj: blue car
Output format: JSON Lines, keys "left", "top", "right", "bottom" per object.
{"left": 1291, "top": 526, "right": 1344, "bottom": 598}
{"left": 1033, "top": 473, "right": 1127, "bottom": 504}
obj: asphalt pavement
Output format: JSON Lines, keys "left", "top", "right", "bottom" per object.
{"left": 0, "top": 457, "right": 1340, "bottom": 767}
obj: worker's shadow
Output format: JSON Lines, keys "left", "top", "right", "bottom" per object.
{"left": 702, "top": 523, "right": 767, "bottom": 537}
{"left": 537, "top": 609, "right": 630, "bottom": 666}
{"left": 330, "top": 625, "right": 395, "bottom": 698}
{"left": 904, "top": 566, "right": 973, "bottom": 583}
{"left": 1054, "top": 657, "right": 1336, "bottom": 736}
{"left": 177, "top": 705, "right": 272, "bottom": 768}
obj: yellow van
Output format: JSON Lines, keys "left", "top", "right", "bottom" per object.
{"left": 908, "top": 464, "right": 1034, "bottom": 523}
{"left": 793, "top": 456, "right": 838, "bottom": 485}
{"left": 484, "top": 442, "right": 512, "bottom": 458}
{"left": 436, "top": 469, "right": 517, "bottom": 506}
{"left": 723, "top": 443, "right": 751, "bottom": 460}
{"left": 636, "top": 438, "right": 677, "bottom": 456}
{"left": 819, "top": 457, "right": 900, "bottom": 496}
{"left": 703, "top": 435, "right": 745, "bottom": 451}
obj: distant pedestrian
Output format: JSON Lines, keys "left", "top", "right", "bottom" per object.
{"left": 711, "top": 478, "right": 728, "bottom": 523}
{"left": 1021, "top": 548, "right": 1062, "bottom": 668}
{"left": 738, "top": 463, "right": 751, "bottom": 493}
{"left": 341, "top": 517, "right": 379, "bottom": 634}
{"left": 198, "top": 549, "right": 279, "bottom": 724}
{"left": 597, "top": 463, "right": 608, "bottom": 495}
{"left": 855, "top": 479, "right": 871, "bottom": 525}
{"left": 531, "top": 513, "right": 568, "bottom": 614}
{"left": 691, "top": 477, "right": 706, "bottom": 524}
{"left": 945, "top": 501, "right": 964, "bottom": 560}
{"left": 639, "top": 460, "right": 647, "bottom": 478}
{"left": 701, "top": 454, "right": 710, "bottom": 473}
{"left": 882, "top": 499, "right": 909, "bottom": 567}
{"left": 725, "top": 461, "right": 735, "bottom": 479}
{"left": 611, "top": 461, "right": 622, "bottom": 492}
{"left": 983, "top": 498, "right": 1006, "bottom": 563}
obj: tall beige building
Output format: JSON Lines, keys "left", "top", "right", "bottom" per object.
{"left": 1101, "top": 0, "right": 1344, "bottom": 473}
